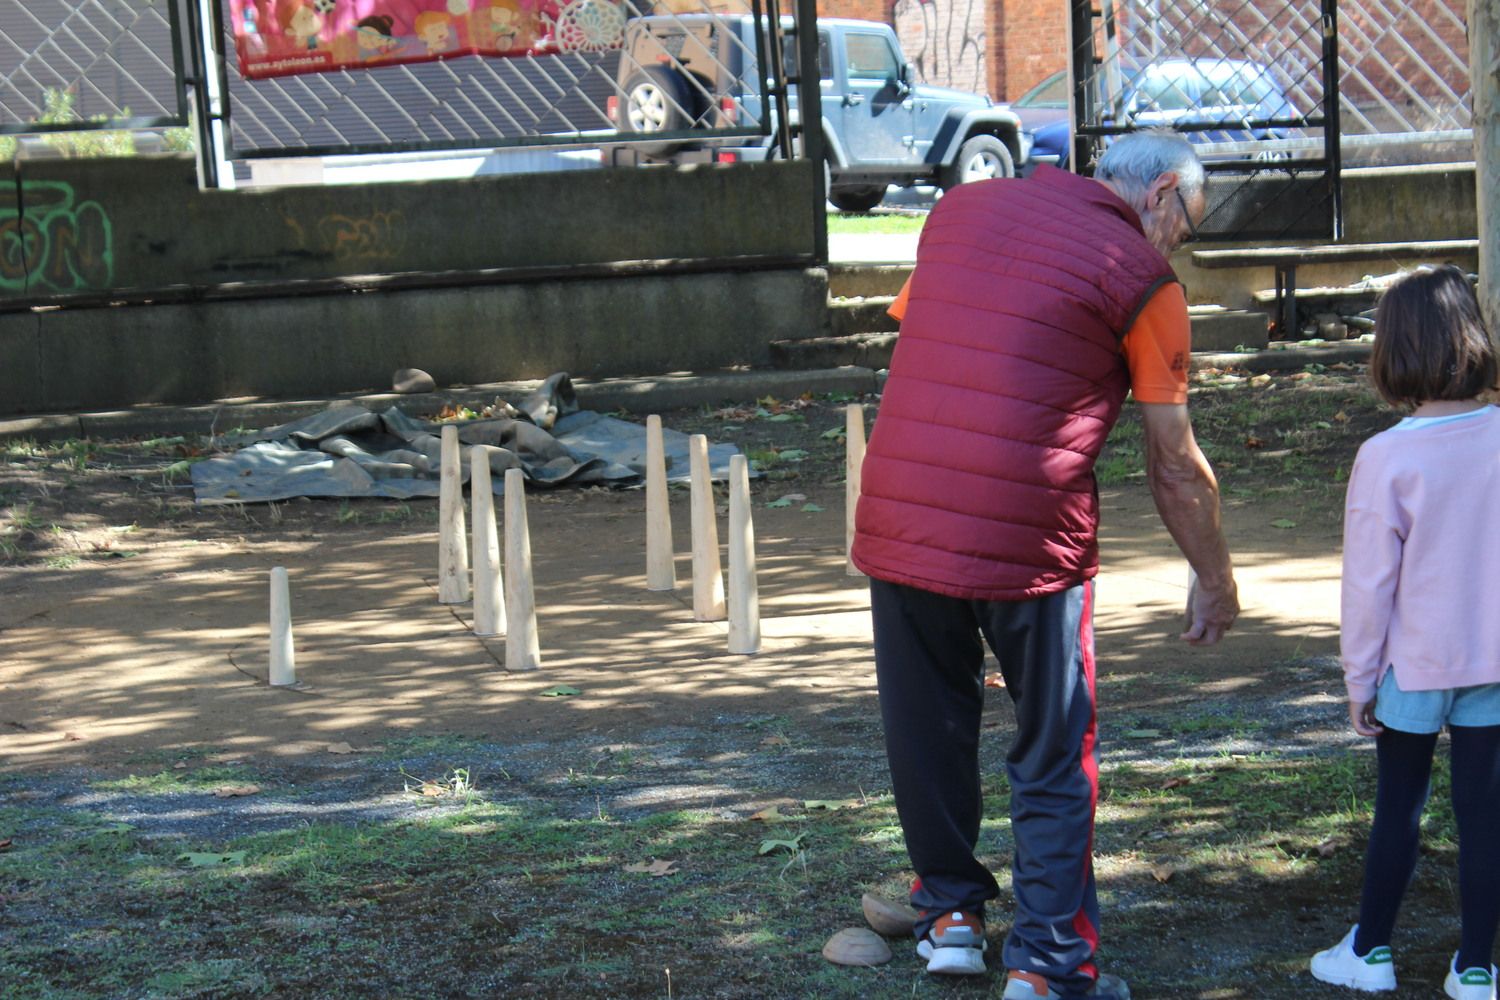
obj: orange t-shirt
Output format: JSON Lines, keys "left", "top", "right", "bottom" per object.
{"left": 886, "top": 278, "right": 1189, "bottom": 405}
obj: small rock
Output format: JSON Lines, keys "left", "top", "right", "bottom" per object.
{"left": 1314, "top": 313, "right": 1348, "bottom": 341}
{"left": 392, "top": 368, "right": 435, "bottom": 394}
{"left": 822, "top": 926, "right": 893, "bottom": 966}
{"left": 861, "top": 892, "right": 918, "bottom": 936}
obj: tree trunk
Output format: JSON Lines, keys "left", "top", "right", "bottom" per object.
{"left": 1472, "top": 0, "right": 1500, "bottom": 338}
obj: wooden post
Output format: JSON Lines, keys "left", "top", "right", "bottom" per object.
{"left": 727, "top": 453, "right": 760, "bottom": 654}
{"left": 470, "top": 449, "right": 506, "bottom": 638}
{"left": 645, "top": 414, "right": 677, "bottom": 592}
{"left": 269, "top": 566, "right": 295, "bottom": 687}
{"left": 688, "top": 434, "right": 726, "bottom": 622}
{"left": 845, "top": 403, "right": 866, "bottom": 576}
{"left": 503, "top": 468, "right": 541, "bottom": 671}
{"left": 1472, "top": 0, "right": 1500, "bottom": 342}
{"left": 437, "top": 424, "right": 470, "bottom": 604}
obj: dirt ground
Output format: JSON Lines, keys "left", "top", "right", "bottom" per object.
{"left": 1, "top": 384, "right": 1348, "bottom": 768}
{"left": 2, "top": 372, "right": 1474, "bottom": 999}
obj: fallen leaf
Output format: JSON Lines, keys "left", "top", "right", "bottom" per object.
{"left": 984, "top": 672, "right": 1005, "bottom": 689}
{"left": 1124, "top": 729, "right": 1162, "bottom": 739}
{"left": 820, "top": 426, "right": 846, "bottom": 440}
{"left": 213, "top": 784, "right": 261, "bottom": 798}
{"left": 779, "top": 493, "right": 807, "bottom": 503}
{"left": 327, "top": 742, "right": 356, "bottom": 754}
{"left": 779, "top": 449, "right": 809, "bottom": 461}
{"left": 758, "top": 835, "right": 805, "bottom": 855}
{"left": 0, "top": 838, "right": 12, "bottom": 852}
{"left": 1161, "top": 776, "right": 1192, "bottom": 790}
{"left": 800, "top": 503, "right": 825, "bottom": 513}
{"left": 539, "top": 685, "right": 581, "bottom": 698}
{"left": 749, "top": 806, "right": 784, "bottom": 822}
{"left": 173, "top": 761, "right": 189, "bottom": 770}
{"left": 1317, "top": 838, "right": 1339, "bottom": 858}
{"left": 759, "top": 734, "right": 790, "bottom": 748}
{"left": 623, "top": 858, "right": 679, "bottom": 876}
{"left": 765, "top": 498, "right": 793, "bottom": 508}
{"left": 419, "top": 783, "right": 446, "bottom": 797}
{"left": 1244, "top": 436, "right": 1265, "bottom": 450}
{"left": 177, "top": 851, "right": 247, "bottom": 868}
{"left": 63, "top": 732, "right": 83, "bottom": 742}
{"left": 1151, "top": 865, "right": 1176, "bottom": 883}
{"left": 1270, "top": 518, "right": 1297, "bottom": 529}
{"left": 1333, "top": 409, "right": 1350, "bottom": 423}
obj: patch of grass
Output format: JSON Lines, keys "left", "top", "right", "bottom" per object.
{"left": 824, "top": 212, "right": 927, "bottom": 235}
{"left": 89, "top": 764, "right": 266, "bottom": 794}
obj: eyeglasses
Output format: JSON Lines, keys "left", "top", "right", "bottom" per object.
{"left": 1174, "top": 188, "right": 1200, "bottom": 243}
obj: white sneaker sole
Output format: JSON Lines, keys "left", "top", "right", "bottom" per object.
{"left": 1310, "top": 959, "right": 1396, "bottom": 992}
{"left": 917, "top": 939, "right": 986, "bottom": 975}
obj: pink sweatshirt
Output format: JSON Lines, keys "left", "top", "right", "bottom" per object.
{"left": 1341, "top": 405, "right": 1500, "bottom": 702}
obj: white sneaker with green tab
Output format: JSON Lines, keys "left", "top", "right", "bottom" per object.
{"left": 1310, "top": 924, "right": 1396, "bottom": 992}
{"left": 1445, "top": 954, "right": 1497, "bottom": 1000}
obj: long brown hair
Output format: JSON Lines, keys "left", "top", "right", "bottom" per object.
{"left": 1369, "top": 265, "right": 1497, "bottom": 408}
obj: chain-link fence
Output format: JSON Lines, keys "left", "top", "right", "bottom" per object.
{"left": 212, "top": 0, "right": 784, "bottom": 160}
{"left": 0, "top": 0, "right": 186, "bottom": 134}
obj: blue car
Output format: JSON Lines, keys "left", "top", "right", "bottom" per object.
{"left": 1016, "top": 58, "right": 1305, "bottom": 170}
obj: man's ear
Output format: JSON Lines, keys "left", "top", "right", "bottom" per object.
{"left": 1148, "top": 170, "right": 1180, "bottom": 209}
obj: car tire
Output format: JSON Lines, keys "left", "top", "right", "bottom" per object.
{"left": 619, "top": 67, "right": 705, "bottom": 157}
{"left": 939, "top": 135, "right": 1014, "bottom": 190}
{"left": 829, "top": 186, "right": 886, "bottom": 213}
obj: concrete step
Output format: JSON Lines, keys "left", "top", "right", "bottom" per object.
{"left": 824, "top": 301, "right": 1269, "bottom": 352}
{"left": 829, "top": 296, "right": 899, "bottom": 338}
{"left": 770, "top": 332, "right": 898, "bottom": 370}
{"left": 1189, "top": 306, "right": 1270, "bottom": 352}
{"left": 828, "top": 263, "right": 913, "bottom": 298}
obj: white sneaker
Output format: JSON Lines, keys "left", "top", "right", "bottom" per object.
{"left": 914, "top": 910, "right": 986, "bottom": 975}
{"left": 1445, "top": 953, "right": 1498, "bottom": 1000}
{"left": 1310, "top": 924, "right": 1397, "bottom": 992}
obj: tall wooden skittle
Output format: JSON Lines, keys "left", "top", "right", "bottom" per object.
{"left": 437, "top": 424, "right": 470, "bottom": 604}
{"left": 645, "top": 415, "right": 677, "bottom": 592}
{"left": 688, "top": 434, "right": 726, "bottom": 621}
{"left": 726, "top": 454, "right": 760, "bottom": 654}
{"left": 503, "top": 468, "right": 541, "bottom": 671}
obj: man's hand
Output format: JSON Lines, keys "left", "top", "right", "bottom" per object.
{"left": 1348, "top": 698, "right": 1383, "bottom": 737}
{"left": 1141, "top": 402, "right": 1239, "bottom": 646}
{"left": 1182, "top": 575, "right": 1238, "bottom": 645}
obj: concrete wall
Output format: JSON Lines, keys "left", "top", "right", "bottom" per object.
{"left": 0, "top": 155, "right": 828, "bottom": 414}
{"left": 1175, "top": 162, "right": 1478, "bottom": 308}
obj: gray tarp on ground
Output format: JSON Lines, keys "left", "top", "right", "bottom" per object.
{"left": 191, "top": 373, "right": 742, "bottom": 505}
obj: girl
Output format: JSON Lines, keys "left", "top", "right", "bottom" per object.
{"left": 1310, "top": 264, "right": 1500, "bottom": 999}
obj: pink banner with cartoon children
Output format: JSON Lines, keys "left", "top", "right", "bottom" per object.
{"left": 230, "top": 0, "right": 630, "bottom": 80}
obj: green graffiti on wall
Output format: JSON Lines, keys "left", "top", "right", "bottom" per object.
{"left": 0, "top": 181, "right": 115, "bottom": 294}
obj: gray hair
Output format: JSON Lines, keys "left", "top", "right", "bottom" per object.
{"left": 1095, "top": 130, "right": 1206, "bottom": 202}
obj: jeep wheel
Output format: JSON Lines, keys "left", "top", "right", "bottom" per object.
{"left": 620, "top": 67, "right": 704, "bottom": 156}
{"left": 829, "top": 186, "right": 886, "bottom": 213}
{"left": 939, "top": 135, "right": 1014, "bottom": 190}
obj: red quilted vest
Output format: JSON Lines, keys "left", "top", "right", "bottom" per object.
{"left": 851, "top": 166, "right": 1177, "bottom": 601}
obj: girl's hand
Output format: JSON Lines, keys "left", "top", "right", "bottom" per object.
{"left": 1348, "top": 699, "right": 1383, "bottom": 737}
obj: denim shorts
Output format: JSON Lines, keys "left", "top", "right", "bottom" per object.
{"left": 1375, "top": 669, "right": 1500, "bottom": 733}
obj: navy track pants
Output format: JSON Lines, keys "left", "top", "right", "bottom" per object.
{"left": 871, "top": 576, "right": 1103, "bottom": 992}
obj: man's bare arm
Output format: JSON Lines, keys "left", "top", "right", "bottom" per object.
{"left": 1139, "top": 401, "right": 1239, "bottom": 645}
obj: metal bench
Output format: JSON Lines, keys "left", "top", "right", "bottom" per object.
{"left": 1190, "top": 239, "right": 1480, "bottom": 336}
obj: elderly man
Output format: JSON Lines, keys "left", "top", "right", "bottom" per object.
{"left": 851, "top": 131, "right": 1240, "bottom": 999}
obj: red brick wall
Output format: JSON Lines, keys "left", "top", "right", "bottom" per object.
{"left": 996, "top": 0, "right": 1067, "bottom": 101}
{"left": 818, "top": 0, "right": 897, "bottom": 21}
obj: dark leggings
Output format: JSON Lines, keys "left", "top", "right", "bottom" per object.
{"left": 1353, "top": 724, "right": 1500, "bottom": 971}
